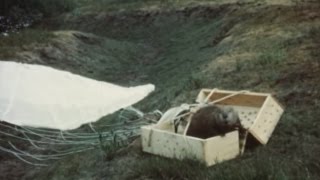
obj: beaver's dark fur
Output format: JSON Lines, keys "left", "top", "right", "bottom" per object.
{"left": 186, "top": 105, "right": 241, "bottom": 139}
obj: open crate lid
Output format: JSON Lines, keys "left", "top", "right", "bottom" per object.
{"left": 195, "top": 89, "right": 284, "bottom": 145}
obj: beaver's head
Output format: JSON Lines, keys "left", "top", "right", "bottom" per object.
{"left": 217, "top": 107, "right": 241, "bottom": 128}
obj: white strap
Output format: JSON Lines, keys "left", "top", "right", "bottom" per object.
{"left": 204, "top": 88, "right": 217, "bottom": 103}
{"left": 208, "top": 90, "right": 249, "bottom": 105}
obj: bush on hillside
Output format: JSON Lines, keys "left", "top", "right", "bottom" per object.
{"left": 0, "top": 0, "right": 77, "bottom": 16}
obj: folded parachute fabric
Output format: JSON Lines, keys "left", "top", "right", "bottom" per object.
{"left": 0, "top": 61, "right": 155, "bottom": 130}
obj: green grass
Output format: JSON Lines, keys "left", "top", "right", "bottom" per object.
{"left": 0, "top": 29, "right": 54, "bottom": 59}
{"left": 0, "top": 0, "right": 79, "bottom": 16}
{"left": 255, "top": 47, "right": 286, "bottom": 67}
{"left": 66, "top": 0, "right": 293, "bottom": 14}
{"left": 68, "top": 0, "right": 224, "bottom": 13}
{"left": 2, "top": 1, "right": 320, "bottom": 180}
{"left": 130, "top": 149, "right": 314, "bottom": 180}
{"left": 28, "top": 0, "right": 78, "bottom": 16}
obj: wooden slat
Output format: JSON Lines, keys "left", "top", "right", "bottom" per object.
{"left": 196, "top": 89, "right": 267, "bottom": 108}
{"left": 204, "top": 131, "right": 239, "bottom": 166}
{"left": 199, "top": 89, "right": 271, "bottom": 97}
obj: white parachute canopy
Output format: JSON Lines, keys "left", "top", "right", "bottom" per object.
{"left": 0, "top": 61, "right": 155, "bottom": 130}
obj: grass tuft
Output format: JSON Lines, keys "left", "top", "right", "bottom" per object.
{"left": 0, "top": 29, "right": 55, "bottom": 59}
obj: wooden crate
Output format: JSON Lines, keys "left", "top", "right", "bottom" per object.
{"left": 141, "top": 89, "right": 284, "bottom": 166}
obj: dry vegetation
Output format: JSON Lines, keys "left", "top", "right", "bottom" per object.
{"left": 0, "top": 0, "right": 320, "bottom": 179}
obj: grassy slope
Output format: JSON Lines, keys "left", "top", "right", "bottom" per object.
{"left": 0, "top": 0, "right": 320, "bottom": 179}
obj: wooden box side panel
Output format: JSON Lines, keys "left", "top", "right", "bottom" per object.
{"left": 249, "top": 96, "right": 284, "bottom": 144}
{"left": 204, "top": 131, "right": 240, "bottom": 166}
{"left": 196, "top": 89, "right": 267, "bottom": 108}
{"left": 141, "top": 126, "right": 205, "bottom": 162}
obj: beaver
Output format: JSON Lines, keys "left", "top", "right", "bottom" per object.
{"left": 186, "top": 105, "right": 241, "bottom": 139}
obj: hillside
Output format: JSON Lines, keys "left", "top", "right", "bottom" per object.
{"left": 0, "top": 0, "right": 320, "bottom": 179}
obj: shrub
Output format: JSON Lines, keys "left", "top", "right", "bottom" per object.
{"left": 0, "top": 0, "right": 77, "bottom": 16}
{"left": 28, "top": 0, "right": 77, "bottom": 16}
